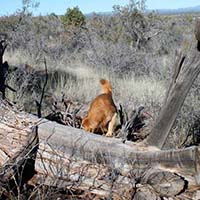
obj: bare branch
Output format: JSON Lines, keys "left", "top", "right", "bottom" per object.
{"left": 35, "top": 57, "right": 48, "bottom": 118}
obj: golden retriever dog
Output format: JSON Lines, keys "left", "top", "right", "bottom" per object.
{"left": 82, "top": 79, "right": 118, "bottom": 137}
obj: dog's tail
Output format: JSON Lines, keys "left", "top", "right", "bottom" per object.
{"left": 100, "top": 79, "right": 112, "bottom": 94}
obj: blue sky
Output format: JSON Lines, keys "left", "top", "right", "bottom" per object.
{"left": 1, "top": 0, "right": 200, "bottom": 16}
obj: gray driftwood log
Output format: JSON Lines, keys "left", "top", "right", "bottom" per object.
{"left": 0, "top": 102, "right": 38, "bottom": 199}
{"left": 33, "top": 118, "right": 200, "bottom": 199}
{"left": 0, "top": 105, "right": 199, "bottom": 199}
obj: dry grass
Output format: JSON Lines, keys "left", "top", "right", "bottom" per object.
{"left": 47, "top": 62, "right": 166, "bottom": 118}
{"left": 5, "top": 50, "right": 37, "bottom": 67}
{"left": 113, "top": 75, "right": 165, "bottom": 108}
{"left": 6, "top": 55, "right": 166, "bottom": 118}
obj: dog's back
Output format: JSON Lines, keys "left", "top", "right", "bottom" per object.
{"left": 82, "top": 79, "right": 117, "bottom": 136}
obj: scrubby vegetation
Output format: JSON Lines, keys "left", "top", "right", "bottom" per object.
{"left": 1, "top": 0, "right": 200, "bottom": 149}
{"left": 1, "top": 1, "right": 200, "bottom": 199}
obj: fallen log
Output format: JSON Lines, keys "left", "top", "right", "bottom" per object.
{"left": 0, "top": 102, "right": 38, "bottom": 198}
{"left": 0, "top": 103, "right": 199, "bottom": 199}
{"left": 31, "top": 121, "right": 200, "bottom": 199}
{"left": 35, "top": 119, "right": 200, "bottom": 176}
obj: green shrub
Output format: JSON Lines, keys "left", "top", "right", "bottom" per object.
{"left": 61, "top": 7, "right": 86, "bottom": 27}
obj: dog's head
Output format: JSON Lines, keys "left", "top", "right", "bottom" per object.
{"left": 100, "top": 79, "right": 112, "bottom": 94}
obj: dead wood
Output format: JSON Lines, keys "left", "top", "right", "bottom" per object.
{"left": 144, "top": 22, "right": 200, "bottom": 149}
{"left": 195, "top": 18, "right": 200, "bottom": 51}
{"left": 133, "top": 186, "right": 161, "bottom": 200}
{"left": 29, "top": 122, "right": 190, "bottom": 199}
{"left": 141, "top": 168, "right": 186, "bottom": 197}
{"left": 45, "top": 95, "right": 82, "bottom": 128}
{"left": 35, "top": 119, "right": 200, "bottom": 178}
{"left": 0, "top": 119, "right": 38, "bottom": 197}
{"left": 0, "top": 40, "right": 15, "bottom": 99}
{"left": 0, "top": 40, "right": 8, "bottom": 99}
{"left": 0, "top": 102, "right": 199, "bottom": 199}
{"left": 118, "top": 105, "right": 152, "bottom": 142}
{"left": 35, "top": 58, "right": 48, "bottom": 118}
{"left": 144, "top": 44, "right": 200, "bottom": 149}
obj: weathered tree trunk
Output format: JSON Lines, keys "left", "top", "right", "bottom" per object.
{"left": 144, "top": 45, "right": 200, "bottom": 149}
{"left": 195, "top": 18, "right": 200, "bottom": 50}
{"left": 0, "top": 110, "right": 199, "bottom": 199}
{"left": 35, "top": 58, "right": 48, "bottom": 118}
{"left": 0, "top": 40, "right": 7, "bottom": 99}
{"left": 142, "top": 21, "right": 200, "bottom": 150}
{"left": 0, "top": 40, "right": 15, "bottom": 99}
{"left": 35, "top": 119, "right": 200, "bottom": 176}
{"left": 0, "top": 121, "right": 38, "bottom": 198}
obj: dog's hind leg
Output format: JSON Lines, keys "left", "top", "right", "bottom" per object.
{"left": 106, "top": 113, "right": 117, "bottom": 137}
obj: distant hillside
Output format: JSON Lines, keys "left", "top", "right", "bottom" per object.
{"left": 153, "top": 5, "right": 200, "bottom": 14}
{"left": 86, "top": 5, "right": 200, "bottom": 17}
